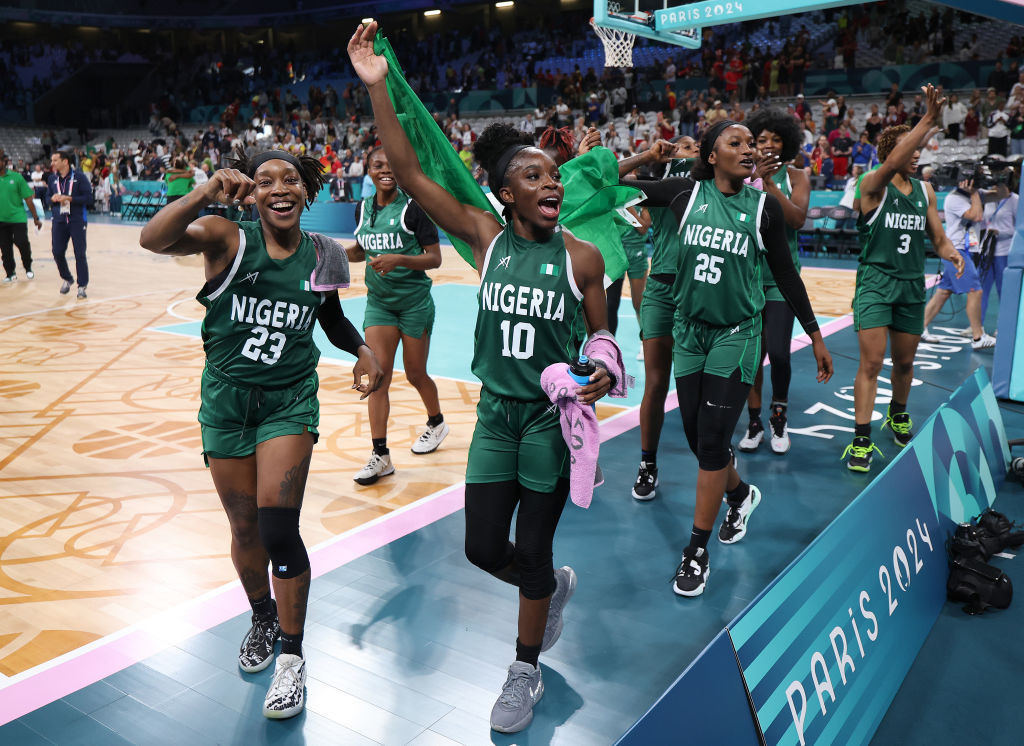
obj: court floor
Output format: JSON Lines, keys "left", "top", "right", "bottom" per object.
{"left": 0, "top": 222, "right": 1020, "bottom": 744}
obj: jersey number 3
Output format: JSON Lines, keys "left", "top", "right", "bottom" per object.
{"left": 499, "top": 320, "right": 535, "bottom": 360}
{"left": 694, "top": 253, "right": 723, "bottom": 284}
{"left": 241, "top": 326, "right": 287, "bottom": 365}
{"left": 897, "top": 233, "right": 912, "bottom": 255}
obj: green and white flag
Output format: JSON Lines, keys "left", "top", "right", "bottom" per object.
{"left": 539, "top": 263, "right": 559, "bottom": 276}
{"left": 737, "top": 212, "right": 748, "bottom": 222}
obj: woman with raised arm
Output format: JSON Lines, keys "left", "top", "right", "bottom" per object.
{"left": 615, "top": 124, "right": 833, "bottom": 597}
{"left": 344, "top": 145, "right": 448, "bottom": 486}
{"left": 737, "top": 108, "right": 811, "bottom": 455}
{"left": 349, "top": 22, "right": 614, "bottom": 735}
{"left": 139, "top": 149, "right": 383, "bottom": 720}
{"left": 844, "top": 84, "right": 964, "bottom": 472}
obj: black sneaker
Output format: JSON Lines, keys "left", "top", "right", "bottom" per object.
{"left": 631, "top": 461, "right": 658, "bottom": 501}
{"left": 842, "top": 436, "right": 882, "bottom": 473}
{"left": 673, "top": 547, "right": 709, "bottom": 597}
{"left": 738, "top": 419, "right": 763, "bottom": 452}
{"left": 881, "top": 407, "right": 913, "bottom": 448}
{"left": 239, "top": 604, "right": 280, "bottom": 673}
{"left": 718, "top": 485, "right": 762, "bottom": 544}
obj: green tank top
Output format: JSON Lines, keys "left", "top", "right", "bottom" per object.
{"left": 618, "top": 217, "right": 647, "bottom": 259}
{"left": 762, "top": 168, "right": 800, "bottom": 290}
{"left": 672, "top": 180, "right": 767, "bottom": 327}
{"left": 857, "top": 178, "right": 930, "bottom": 280}
{"left": 356, "top": 190, "right": 432, "bottom": 307}
{"left": 197, "top": 221, "right": 323, "bottom": 387}
{"left": 649, "top": 158, "right": 694, "bottom": 275}
{"left": 472, "top": 226, "right": 587, "bottom": 401}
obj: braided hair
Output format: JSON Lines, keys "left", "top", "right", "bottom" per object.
{"left": 228, "top": 145, "right": 327, "bottom": 210}
{"left": 537, "top": 126, "right": 575, "bottom": 165}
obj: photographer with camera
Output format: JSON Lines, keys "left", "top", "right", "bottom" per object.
{"left": 921, "top": 175, "right": 996, "bottom": 349}
{"left": 978, "top": 169, "right": 1018, "bottom": 324}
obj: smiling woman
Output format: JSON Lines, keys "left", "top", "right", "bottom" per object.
{"left": 137, "top": 147, "right": 385, "bottom": 721}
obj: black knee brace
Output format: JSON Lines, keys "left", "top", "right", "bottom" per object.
{"left": 258, "top": 507, "right": 309, "bottom": 579}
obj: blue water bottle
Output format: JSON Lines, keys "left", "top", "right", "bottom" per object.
{"left": 569, "top": 355, "right": 597, "bottom": 411}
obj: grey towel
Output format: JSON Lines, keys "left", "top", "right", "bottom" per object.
{"left": 308, "top": 232, "right": 351, "bottom": 291}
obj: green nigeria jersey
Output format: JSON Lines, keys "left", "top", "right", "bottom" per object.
{"left": 762, "top": 168, "right": 800, "bottom": 290}
{"left": 618, "top": 215, "right": 647, "bottom": 257}
{"left": 672, "top": 180, "right": 767, "bottom": 327}
{"left": 198, "top": 220, "right": 323, "bottom": 387}
{"left": 856, "top": 178, "right": 930, "bottom": 280}
{"left": 649, "top": 158, "right": 694, "bottom": 275}
{"left": 472, "top": 226, "right": 587, "bottom": 401}
{"left": 356, "top": 191, "right": 432, "bottom": 307}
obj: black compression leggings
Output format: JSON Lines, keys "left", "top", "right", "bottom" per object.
{"left": 762, "top": 300, "right": 796, "bottom": 402}
{"left": 464, "top": 478, "right": 569, "bottom": 600}
{"left": 606, "top": 277, "right": 624, "bottom": 336}
{"left": 676, "top": 368, "right": 751, "bottom": 471}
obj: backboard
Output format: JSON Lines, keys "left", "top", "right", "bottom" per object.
{"left": 592, "top": 1, "right": 703, "bottom": 49}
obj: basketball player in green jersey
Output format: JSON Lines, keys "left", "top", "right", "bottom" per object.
{"left": 846, "top": 84, "right": 964, "bottom": 472}
{"left": 140, "top": 150, "right": 383, "bottom": 719}
{"left": 632, "top": 136, "right": 697, "bottom": 500}
{"left": 351, "top": 21, "right": 613, "bottom": 734}
{"left": 607, "top": 202, "right": 651, "bottom": 336}
{"left": 738, "top": 109, "right": 810, "bottom": 455}
{"left": 346, "top": 146, "right": 447, "bottom": 485}
{"left": 618, "top": 124, "right": 833, "bottom": 597}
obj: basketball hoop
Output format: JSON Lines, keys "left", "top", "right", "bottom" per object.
{"left": 590, "top": 18, "right": 636, "bottom": 68}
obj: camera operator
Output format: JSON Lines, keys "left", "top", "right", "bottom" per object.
{"left": 921, "top": 175, "right": 995, "bottom": 348}
{"left": 977, "top": 165, "right": 1018, "bottom": 324}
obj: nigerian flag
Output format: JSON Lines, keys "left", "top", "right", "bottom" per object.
{"left": 374, "top": 31, "right": 639, "bottom": 282}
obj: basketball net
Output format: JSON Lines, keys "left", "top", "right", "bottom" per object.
{"left": 590, "top": 18, "right": 635, "bottom": 68}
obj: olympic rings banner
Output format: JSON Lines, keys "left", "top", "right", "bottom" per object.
{"left": 618, "top": 367, "right": 1009, "bottom": 745}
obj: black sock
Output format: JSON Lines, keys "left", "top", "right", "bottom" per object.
{"left": 855, "top": 422, "right": 871, "bottom": 438}
{"left": 515, "top": 637, "right": 541, "bottom": 668}
{"left": 641, "top": 450, "right": 657, "bottom": 467}
{"left": 889, "top": 400, "right": 906, "bottom": 415}
{"left": 250, "top": 593, "right": 275, "bottom": 620}
{"left": 687, "top": 526, "right": 712, "bottom": 554}
{"left": 427, "top": 413, "right": 444, "bottom": 428}
{"left": 748, "top": 406, "right": 761, "bottom": 423}
{"left": 726, "top": 480, "right": 750, "bottom": 505}
{"left": 372, "top": 437, "right": 389, "bottom": 456}
{"left": 280, "top": 631, "right": 303, "bottom": 657}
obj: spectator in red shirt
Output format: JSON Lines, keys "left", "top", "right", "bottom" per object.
{"left": 655, "top": 111, "right": 675, "bottom": 140}
{"left": 665, "top": 86, "right": 677, "bottom": 111}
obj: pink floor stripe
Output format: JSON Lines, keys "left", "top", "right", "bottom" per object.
{"left": 1, "top": 311, "right": 858, "bottom": 724}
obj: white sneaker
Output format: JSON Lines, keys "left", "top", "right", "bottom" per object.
{"left": 718, "top": 485, "right": 762, "bottom": 544}
{"left": 768, "top": 408, "right": 790, "bottom": 454}
{"left": 920, "top": 327, "right": 940, "bottom": 343}
{"left": 353, "top": 451, "right": 394, "bottom": 485}
{"left": 636, "top": 348, "right": 644, "bottom": 361}
{"left": 25, "top": 271, "right": 34, "bottom": 279}
{"left": 411, "top": 421, "right": 449, "bottom": 454}
{"left": 972, "top": 333, "right": 996, "bottom": 350}
{"left": 263, "top": 653, "right": 306, "bottom": 719}
{"left": 738, "top": 419, "right": 764, "bottom": 452}
{"left": 2, "top": 275, "right": 15, "bottom": 284}
{"left": 956, "top": 327, "right": 972, "bottom": 338}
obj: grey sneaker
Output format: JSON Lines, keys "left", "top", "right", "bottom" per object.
{"left": 2, "top": 275, "right": 15, "bottom": 284}
{"left": 239, "top": 608, "right": 280, "bottom": 673}
{"left": 353, "top": 451, "right": 394, "bottom": 485}
{"left": 77, "top": 287, "right": 87, "bottom": 299}
{"left": 411, "top": 421, "right": 450, "bottom": 454}
{"left": 541, "top": 566, "right": 576, "bottom": 652}
{"left": 490, "top": 661, "right": 543, "bottom": 733}
{"left": 59, "top": 280, "right": 71, "bottom": 294}
{"left": 263, "top": 653, "right": 306, "bottom": 719}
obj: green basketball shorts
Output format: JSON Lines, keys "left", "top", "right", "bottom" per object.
{"left": 672, "top": 313, "right": 763, "bottom": 384}
{"left": 199, "top": 365, "right": 319, "bottom": 462}
{"left": 625, "top": 238, "right": 649, "bottom": 280}
{"left": 465, "top": 388, "right": 569, "bottom": 493}
{"left": 852, "top": 264, "right": 926, "bottom": 335}
{"left": 640, "top": 276, "right": 675, "bottom": 341}
{"left": 363, "top": 293, "right": 435, "bottom": 339}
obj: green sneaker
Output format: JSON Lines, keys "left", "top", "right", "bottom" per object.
{"left": 881, "top": 407, "right": 913, "bottom": 448}
{"left": 842, "top": 436, "right": 883, "bottom": 472}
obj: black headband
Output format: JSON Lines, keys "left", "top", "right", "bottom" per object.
{"left": 699, "top": 119, "right": 740, "bottom": 168}
{"left": 491, "top": 144, "right": 531, "bottom": 196}
{"left": 248, "top": 150, "right": 303, "bottom": 176}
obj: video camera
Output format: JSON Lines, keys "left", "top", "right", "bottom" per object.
{"left": 972, "top": 157, "right": 1012, "bottom": 189}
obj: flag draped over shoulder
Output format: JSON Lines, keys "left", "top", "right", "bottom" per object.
{"left": 374, "top": 32, "right": 496, "bottom": 268}
{"left": 374, "top": 32, "right": 641, "bottom": 281}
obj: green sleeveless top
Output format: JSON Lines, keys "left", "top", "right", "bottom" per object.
{"left": 472, "top": 225, "right": 587, "bottom": 401}
{"left": 197, "top": 220, "right": 323, "bottom": 387}
{"left": 762, "top": 168, "right": 800, "bottom": 290}
{"left": 618, "top": 216, "right": 647, "bottom": 261}
{"left": 857, "top": 178, "right": 930, "bottom": 280}
{"left": 649, "top": 158, "right": 694, "bottom": 275}
{"left": 672, "top": 180, "right": 768, "bottom": 327}
{"left": 356, "top": 190, "right": 432, "bottom": 307}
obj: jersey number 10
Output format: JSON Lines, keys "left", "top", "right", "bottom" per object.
{"left": 499, "top": 320, "right": 536, "bottom": 360}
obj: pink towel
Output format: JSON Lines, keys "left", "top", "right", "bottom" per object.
{"left": 541, "top": 364, "right": 602, "bottom": 509}
{"left": 583, "top": 331, "right": 633, "bottom": 399}
{"left": 745, "top": 176, "right": 764, "bottom": 191}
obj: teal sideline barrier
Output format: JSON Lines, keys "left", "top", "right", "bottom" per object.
{"left": 618, "top": 367, "right": 1009, "bottom": 745}
{"left": 991, "top": 184, "right": 1024, "bottom": 402}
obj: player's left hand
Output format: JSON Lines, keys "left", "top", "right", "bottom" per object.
{"left": 369, "top": 253, "right": 402, "bottom": 275}
{"left": 812, "top": 339, "right": 834, "bottom": 383}
{"left": 577, "top": 366, "right": 613, "bottom": 405}
{"left": 353, "top": 345, "right": 385, "bottom": 400}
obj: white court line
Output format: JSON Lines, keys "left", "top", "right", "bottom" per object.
{"left": 166, "top": 297, "right": 202, "bottom": 321}
{"left": 0, "top": 288, "right": 193, "bottom": 323}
